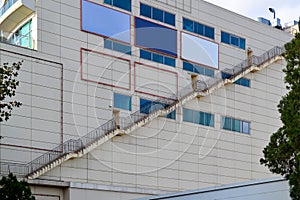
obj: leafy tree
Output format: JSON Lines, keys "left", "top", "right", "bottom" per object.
{"left": 0, "top": 61, "right": 22, "bottom": 122}
{"left": 260, "top": 26, "right": 300, "bottom": 199}
{"left": 0, "top": 173, "right": 35, "bottom": 200}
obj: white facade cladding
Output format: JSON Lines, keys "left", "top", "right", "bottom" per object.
{"left": 0, "top": 0, "right": 294, "bottom": 199}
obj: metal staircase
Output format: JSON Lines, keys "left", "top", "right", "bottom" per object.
{"left": 0, "top": 46, "right": 285, "bottom": 180}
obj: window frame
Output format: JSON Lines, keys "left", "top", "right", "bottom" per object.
{"left": 182, "top": 17, "right": 215, "bottom": 40}
{"left": 140, "top": 3, "right": 175, "bottom": 26}
{"left": 221, "top": 116, "right": 250, "bottom": 134}
{"left": 104, "top": 0, "right": 132, "bottom": 11}
{"left": 113, "top": 93, "right": 132, "bottom": 111}
{"left": 221, "top": 31, "right": 246, "bottom": 50}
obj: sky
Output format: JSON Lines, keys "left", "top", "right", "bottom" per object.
{"left": 204, "top": 0, "right": 300, "bottom": 26}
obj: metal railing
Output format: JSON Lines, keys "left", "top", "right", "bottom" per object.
{"left": 0, "top": 45, "right": 285, "bottom": 178}
{"left": 0, "top": 0, "right": 18, "bottom": 18}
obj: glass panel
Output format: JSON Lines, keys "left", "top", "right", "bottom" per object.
{"left": 166, "top": 110, "right": 176, "bottom": 119}
{"left": 113, "top": 41, "right": 131, "bottom": 55}
{"left": 135, "top": 17, "right": 177, "bottom": 57}
{"left": 205, "top": 113, "right": 214, "bottom": 127}
{"left": 221, "top": 31, "right": 230, "bottom": 44}
{"left": 104, "top": 0, "right": 112, "bottom": 4}
{"left": 239, "top": 38, "right": 246, "bottom": 49}
{"left": 164, "top": 56, "right": 175, "bottom": 67}
{"left": 183, "top": 108, "right": 193, "bottom": 123}
{"left": 242, "top": 121, "right": 250, "bottom": 134}
{"left": 140, "top": 49, "right": 151, "bottom": 60}
{"left": 199, "top": 112, "right": 205, "bottom": 125}
{"left": 183, "top": 18, "right": 193, "bottom": 32}
{"left": 222, "top": 116, "right": 232, "bottom": 130}
{"left": 232, "top": 119, "right": 241, "bottom": 132}
{"left": 204, "top": 26, "right": 214, "bottom": 39}
{"left": 114, "top": 0, "right": 131, "bottom": 11}
{"left": 82, "top": 0, "right": 130, "bottom": 43}
{"left": 183, "top": 62, "right": 193, "bottom": 72}
{"left": 204, "top": 68, "right": 214, "bottom": 77}
{"left": 153, "top": 53, "right": 163, "bottom": 64}
{"left": 164, "top": 12, "right": 175, "bottom": 26}
{"left": 230, "top": 35, "right": 239, "bottom": 47}
{"left": 194, "top": 65, "right": 204, "bottom": 75}
{"left": 104, "top": 39, "right": 112, "bottom": 49}
{"left": 114, "top": 93, "right": 131, "bottom": 110}
{"left": 140, "top": 99, "right": 151, "bottom": 114}
{"left": 194, "top": 22, "right": 203, "bottom": 35}
{"left": 140, "top": 3, "right": 151, "bottom": 18}
{"left": 181, "top": 32, "right": 218, "bottom": 69}
{"left": 153, "top": 7, "right": 163, "bottom": 22}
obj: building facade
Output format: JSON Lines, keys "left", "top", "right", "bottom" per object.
{"left": 0, "top": 0, "right": 294, "bottom": 199}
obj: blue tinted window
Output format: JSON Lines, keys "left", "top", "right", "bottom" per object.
{"left": 140, "top": 98, "right": 175, "bottom": 119}
{"left": 140, "top": 3, "right": 175, "bottom": 26}
{"left": 104, "top": 0, "right": 131, "bottom": 11}
{"left": 183, "top": 62, "right": 193, "bottom": 72}
{"left": 104, "top": 39, "right": 131, "bottom": 55}
{"left": 140, "top": 49, "right": 175, "bottom": 67}
{"left": 183, "top": 108, "right": 214, "bottom": 127}
{"left": 194, "top": 22, "right": 203, "bottom": 35}
{"left": 204, "top": 68, "right": 214, "bottom": 77}
{"left": 164, "top": 56, "right": 175, "bottom": 67}
{"left": 153, "top": 7, "right": 163, "bottom": 21}
{"left": 140, "top": 3, "right": 151, "bottom": 18}
{"left": 221, "top": 116, "right": 250, "bottom": 134}
{"left": 183, "top": 17, "right": 214, "bottom": 40}
{"left": 153, "top": 53, "right": 163, "bottom": 64}
{"left": 221, "top": 72, "right": 250, "bottom": 87}
{"left": 204, "top": 26, "right": 214, "bottom": 39}
{"left": 221, "top": 32, "right": 230, "bottom": 44}
{"left": 135, "top": 17, "right": 177, "bottom": 57}
{"left": 104, "top": 39, "right": 112, "bottom": 49}
{"left": 183, "top": 61, "right": 214, "bottom": 77}
{"left": 140, "top": 49, "right": 151, "bottom": 60}
{"left": 183, "top": 18, "right": 193, "bottom": 31}
{"left": 166, "top": 110, "right": 176, "bottom": 119}
{"left": 164, "top": 12, "right": 175, "bottom": 26}
{"left": 231, "top": 35, "right": 239, "bottom": 47}
{"left": 240, "top": 38, "right": 246, "bottom": 49}
{"left": 82, "top": 0, "right": 130, "bottom": 43}
{"left": 221, "top": 31, "right": 246, "bottom": 50}
{"left": 114, "top": 93, "right": 132, "bottom": 110}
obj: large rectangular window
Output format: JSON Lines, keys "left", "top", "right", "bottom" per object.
{"left": 183, "top": 108, "right": 214, "bottom": 127}
{"left": 140, "top": 98, "right": 176, "bottom": 119}
{"left": 140, "top": 3, "right": 175, "bottom": 26}
{"left": 183, "top": 61, "right": 214, "bottom": 77}
{"left": 135, "top": 17, "right": 177, "bottom": 57}
{"left": 82, "top": 0, "right": 130, "bottom": 43}
{"left": 221, "top": 116, "right": 250, "bottom": 134}
{"left": 114, "top": 93, "right": 132, "bottom": 111}
{"left": 183, "top": 18, "right": 214, "bottom": 39}
{"left": 104, "top": 39, "right": 131, "bottom": 55}
{"left": 104, "top": 0, "right": 131, "bottom": 11}
{"left": 221, "top": 72, "right": 250, "bottom": 87}
{"left": 140, "top": 49, "right": 175, "bottom": 67}
{"left": 221, "top": 31, "right": 246, "bottom": 50}
{"left": 181, "top": 32, "right": 218, "bottom": 69}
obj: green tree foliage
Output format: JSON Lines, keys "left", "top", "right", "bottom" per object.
{"left": 0, "top": 173, "right": 35, "bottom": 200}
{"left": 0, "top": 61, "right": 22, "bottom": 122}
{"left": 260, "top": 28, "right": 300, "bottom": 200}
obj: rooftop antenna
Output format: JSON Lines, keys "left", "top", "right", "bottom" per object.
{"left": 269, "top": 8, "right": 275, "bottom": 19}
